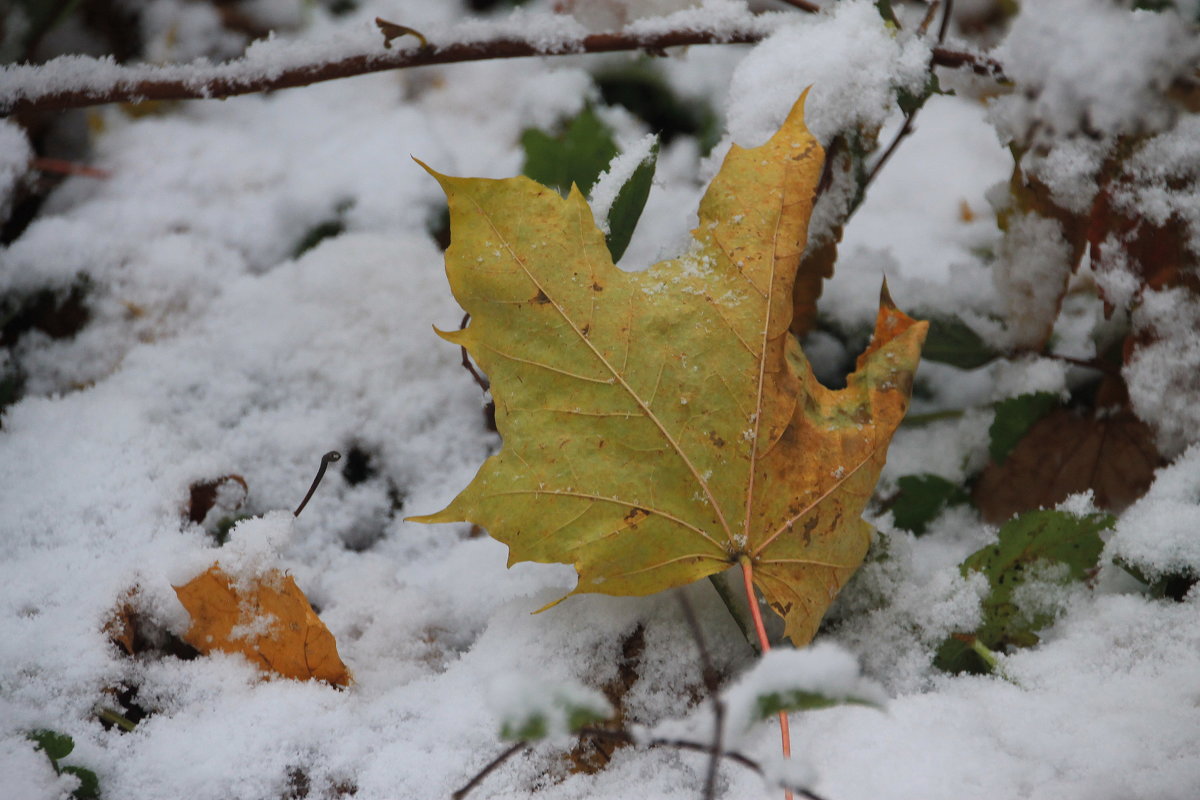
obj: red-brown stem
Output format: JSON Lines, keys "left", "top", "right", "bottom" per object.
{"left": 740, "top": 556, "right": 793, "bottom": 800}
{"left": 31, "top": 157, "right": 111, "bottom": 178}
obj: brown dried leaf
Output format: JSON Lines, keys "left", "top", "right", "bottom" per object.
{"left": 104, "top": 600, "right": 137, "bottom": 656}
{"left": 173, "top": 565, "right": 351, "bottom": 686}
{"left": 185, "top": 474, "right": 248, "bottom": 525}
{"left": 973, "top": 408, "right": 1162, "bottom": 524}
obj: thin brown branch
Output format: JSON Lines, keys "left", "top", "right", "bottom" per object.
{"left": 453, "top": 725, "right": 834, "bottom": 800}
{"left": 938, "top": 0, "right": 955, "bottom": 44}
{"left": 775, "top": 0, "right": 822, "bottom": 11}
{"left": 451, "top": 740, "right": 528, "bottom": 800}
{"left": 862, "top": 109, "right": 918, "bottom": 190}
{"left": 860, "top": 0, "right": 960, "bottom": 196}
{"left": 2, "top": 27, "right": 1006, "bottom": 116}
{"left": 677, "top": 592, "right": 724, "bottom": 800}
{"left": 458, "top": 313, "right": 490, "bottom": 393}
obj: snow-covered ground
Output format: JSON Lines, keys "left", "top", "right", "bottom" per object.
{"left": 3, "top": 2, "right": 1199, "bottom": 799}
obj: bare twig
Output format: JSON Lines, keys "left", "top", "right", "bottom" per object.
{"left": 677, "top": 593, "right": 724, "bottom": 800}
{"left": 451, "top": 740, "right": 528, "bottom": 800}
{"left": 582, "top": 728, "right": 832, "bottom": 800}
{"left": 1, "top": 27, "right": 1006, "bottom": 116}
{"left": 458, "top": 314, "right": 490, "bottom": 393}
{"left": 859, "top": 0, "right": 957, "bottom": 194}
{"left": 453, "top": 725, "right": 833, "bottom": 800}
{"left": 775, "top": 0, "right": 822, "bottom": 11}
{"left": 862, "top": 109, "right": 918, "bottom": 189}
{"left": 917, "top": 1, "right": 941, "bottom": 37}
{"left": 293, "top": 450, "right": 341, "bottom": 517}
{"left": 938, "top": 0, "right": 955, "bottom": 44}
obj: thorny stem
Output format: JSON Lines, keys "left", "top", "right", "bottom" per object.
{"left": 740, "top": 556, "right": 794, "bottom": 800}
{"left": 2, "top": 30, "right": 1006, "bottom": 115}
{"left": 293, "top": 450, "right": 341, "bottom": 517}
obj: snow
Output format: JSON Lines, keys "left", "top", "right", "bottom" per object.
{"left": 990, "top": 0, "right": 1200, "bottom": 211}
{"left": 0, "top": 120, "right": 31, "bottom": 220}
{"left": 1125, "top": 288, "right": 1200, "bottom": 457}
{"left": 1108, "top": 443, "right": 1200, "bottom": 579}
{"left": 722, "top": 643, "right": 886, "bottom": 745}
{"left": 3, "top": 1, "right": 1200, "bottom": 800}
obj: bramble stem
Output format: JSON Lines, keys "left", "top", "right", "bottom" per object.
{"left": 740, "top": 556, "right": 794, "bottom": 800}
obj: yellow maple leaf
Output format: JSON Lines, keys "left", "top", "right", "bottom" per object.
{"left": 173, "top": 565, "right": 351, "bottom": 686}
{"left": 411, "top": 93, "right": 927, "bottom": 645}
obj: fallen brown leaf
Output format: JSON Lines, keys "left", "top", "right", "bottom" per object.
{"left": 173, "top": 565, "right": 351, "bottom": 686}
{"left": 973, "top": 408, "right": 1161, "bottom": 524}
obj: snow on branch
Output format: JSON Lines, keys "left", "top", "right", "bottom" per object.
{"left": 0, "top": 16, "right": 1005, "bottom": 116}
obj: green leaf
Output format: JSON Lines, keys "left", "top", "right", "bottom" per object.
{"left": 920, "top": 316, "right": 1002, "bottom": 370}
{"left": 61, "top": 766, "right": 100, "bottom": 800}
{"left": 938, "top": 510, "right": 1112, "bottom": 673}
{"left": 603, "top": 141, "right": 659, "bottom": 263}
{"left": 753, "top": 688, "right": 883, "bottom": 720}
{"left": 890, "top": 474, "right": 969, "bottom": 535}
{"left": 497, "top": 692, "right": 612, "bottom": 741}
{"left": 29, "top": 729, "right": 74, "bottom": 762}
{"left": 521, "top": 107, "right": 618, "bottom": 197}
{"left": 933, "top": 635, "right": 997, "bottom": 676}
{"left": 989, "top": 392, "right": 1060, "bottom": 464}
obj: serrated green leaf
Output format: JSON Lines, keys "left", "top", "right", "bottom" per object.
{"left": 521, "top": 107, "right": 618, "bottom": 197}
{"left": 29, "top": 729, "right": 74, "bottom": 762}
{"left": 603, "top": 141, "right": 658, "bottom": 263}
{"left": 989, "top": 392, "right": 1060, "bottom": 464}
{"left": 920, "top": 316, "right": 1002, "bottom": 369}
{"left": 753, "top": 689, "right": 883, "bottom": 720}
{"left": 938, "top": 510, "right": 1113, "bottom": 673}
{"left": 890, "top": 474, "right": 969, "bottom": 535}
{"left": 61, "top": 766, "right": 100, "bottom": 800}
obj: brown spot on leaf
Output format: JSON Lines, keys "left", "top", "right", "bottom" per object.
{"left": 623, "top": 507, "right": 649, "bottom": 526}
{"left": 532, "top": 289, "right": 550, "bottom": 304}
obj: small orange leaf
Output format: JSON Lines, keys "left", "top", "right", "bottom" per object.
{"left": 173, "top": 565, "right": 351, "bottom": 686}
